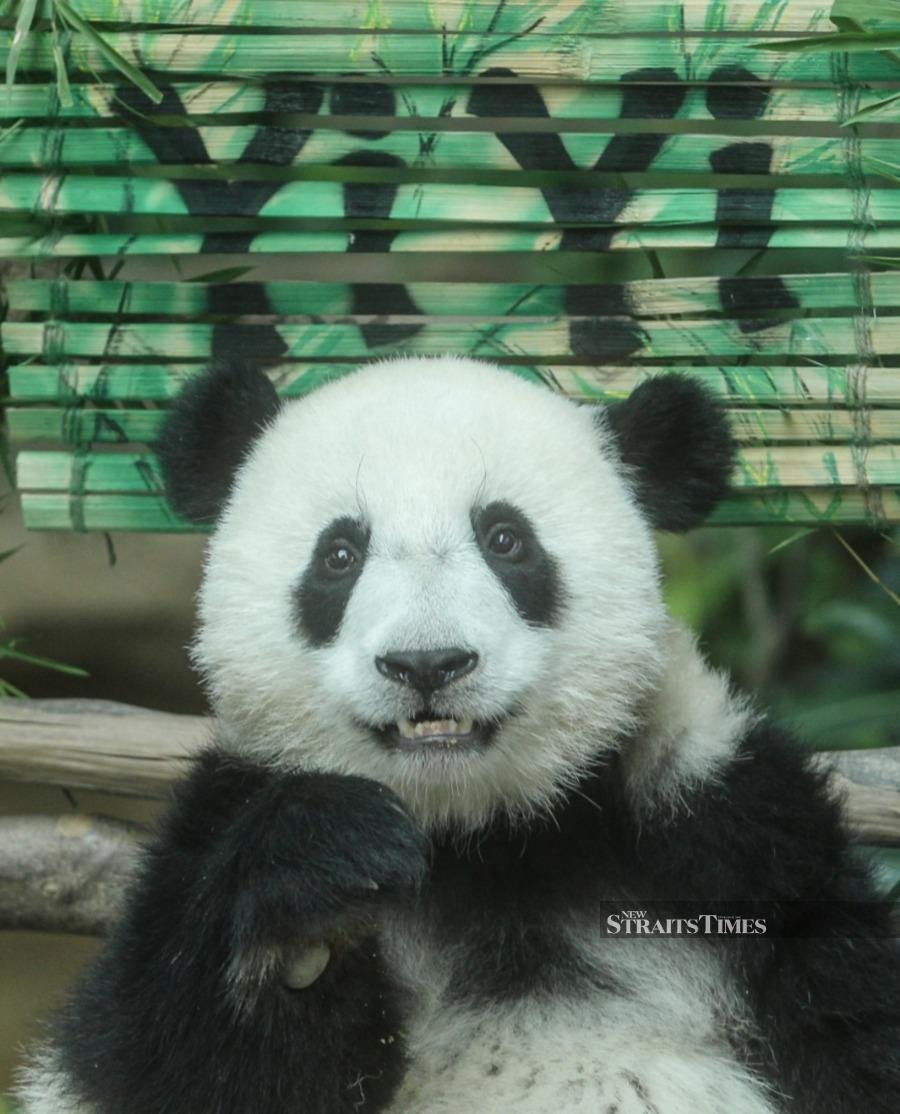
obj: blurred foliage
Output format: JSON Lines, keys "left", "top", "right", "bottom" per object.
{"left": 662, "top": 527, "right": 900, "bottom": 752}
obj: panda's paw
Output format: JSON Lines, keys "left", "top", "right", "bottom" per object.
{"left": 210, "top": 771, "right": 427, "bottom": 988}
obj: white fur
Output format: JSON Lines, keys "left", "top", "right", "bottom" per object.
{"left": 16, "top": 1049, "right": 96, "bottom": 1114}
{"left": 198, "top": 356, "right": 668, "bottom": 832}
{"left": 623, "top": 621, "right": 754, "bottom": 813}
{"left": 381, "top": 918, "right": 777, "bottom": 1114}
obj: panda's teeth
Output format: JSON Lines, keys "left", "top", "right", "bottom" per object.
{"left": 397, "top": 717, "right": 474, "bottom": 741}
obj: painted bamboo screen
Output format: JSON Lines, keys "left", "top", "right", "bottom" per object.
{"left": 2, "top": 0, "right": 900, "bottom": 531}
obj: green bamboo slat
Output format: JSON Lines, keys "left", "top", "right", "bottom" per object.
{"left": 5, "top": 176, "right": 900, "bottom": 226}
{"left": 17, "top": 445, "right": 900, "bottom": 496}
{"left": 5, "top": 32, "right": 900, "bottom": 84}
{"left": 9, "top": 273, "right": 900, "bottom": 320}
{"left": 53, "top": 0, "right": 848, "bottom": 35}
{"left": 2, "top": 82, "right": 896, "bottom": 124}
{"left": 8, "top": 364, "right": 900, "bottom": 406}
{"left": 8, "top": 407, "right": 899, "bottom": 446}
{"left": 18, "top": 488, "right": 899, "bottom": 532}
{"left": 4, "top": 128, "right": 895, "bottom": 180}
{"left": 706, "top": 488, "right": 900, "bottom": 526}
{"left": 5, "top": 224, "right": 899, "bottom": 257}
{"left": 20, "top": 493, "right": 196, "bottom": 532}
{"left": 6, "top": 317, "right": 900, "bottom": 361}
{"left": 10, "top": 363, "right": 900, "bottom": 407}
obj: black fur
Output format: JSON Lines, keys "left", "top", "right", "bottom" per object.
{"left": 602, "top": 374, "right": 736, "bottom": 531}
{"left": 49, "top": 721, "right": 898, "bottom": 1112}
{"left": 54, "top": 750, "right": 427, "bottom": 1114}
{"left": 294, "top": 516, "right": 371, "bottom": 646}
{"left": 156, "top": 360, "right": 281, "bottom": 523}
{"left": 472, "top": 500, "right": 563, "bottom": 626}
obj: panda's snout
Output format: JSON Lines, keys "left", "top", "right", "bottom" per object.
{"left": 375, "top": 648, "right": 479, "bottom": 695}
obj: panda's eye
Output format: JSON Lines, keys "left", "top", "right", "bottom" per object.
{"left": 485, "top": 523, "right": 523, "bottom": 560}
{"left": 323, "top": 539, "right": 361, "bottom": 576}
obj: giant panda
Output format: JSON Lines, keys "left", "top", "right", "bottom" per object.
{"left": 18, "top": 356, "right": 899, "bottom": 1114}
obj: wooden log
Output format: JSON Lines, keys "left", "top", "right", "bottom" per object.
{"left": 0, "top": 699, "right": 205, "bottom": 797}
{"left": 0, "top": 814, "right": 144, "bottom": 934}
{"left": 0, "top": 701, "right": 897, "bottom": 932}
{"left": 0, "top": 700, "right": 897, "bottom": 837}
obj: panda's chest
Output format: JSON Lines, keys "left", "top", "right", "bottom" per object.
{"left": 380, "top": 915, "right": 776, "bottom": 1114}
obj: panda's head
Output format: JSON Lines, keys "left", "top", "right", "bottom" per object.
{"left": 158, "top": 357, "right": 734, "bottom": 832}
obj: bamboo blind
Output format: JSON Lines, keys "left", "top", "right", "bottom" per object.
{"left": 2, "top": 0, "right": 900, "bottom": 530}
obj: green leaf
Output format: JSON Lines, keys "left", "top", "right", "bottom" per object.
{"left": 857, "top": 255, "right": 900, "bottom": 268}
{"left": 752, "top": 30, "right": 900, "bottom": 52}
{"left": 766, "top": 529, "right": 814, "bottom": 557}
{"left": 843, "top": 90, "right": 900, "bottom": 124}
{"left": 832, "top": 0, "right": 900, "bottom": 24}
{"left": 54, "top": 0, "right": 163, "bottom": 104}
{"left": 5, "top": 0, "right": 40, "bottom": 88}
{"left": 186, "top": 266, "right": 255, "bottom": 284}
{"left": 0, "top": 643, "right": 89, "bottom": 677}
{"left": 0, "top": 544, "right": 24, "bottom": 564}
{"left": 51, "top": 18, "right": 73, "bottom": 109}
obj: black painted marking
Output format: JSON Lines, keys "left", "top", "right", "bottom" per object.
{"left": 331, "top": 81, "right": 396, "bottom": 139}
{"left": 468, "top": 68, "right": 686, "bottom": 359}
{"left": 333, "top": 150, "right": 424, "bottom": 347}
{"left": 471, "top": 501, "right": 563, "bottom": 627}
{"left": 294, "top": 516, "right": 371, "bottom": 646}
{"left": 705, "top": 67, "right": 771, "bottom": 121}
{"left": 705, "top": 67, "right": 800, "bottom": 331}
{"left": 115, "top": 81, "right": 324, "bottom": 361}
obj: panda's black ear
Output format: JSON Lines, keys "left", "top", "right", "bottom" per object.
{"left": 156, "top": 360, "right": 281, "bottom": 524}
{"left": 600, "top": 375, "right": 736, "bottom": 532}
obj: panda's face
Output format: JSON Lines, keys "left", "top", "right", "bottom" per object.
{"left": 195, "top": 358, "right": 668, "bottom": 831}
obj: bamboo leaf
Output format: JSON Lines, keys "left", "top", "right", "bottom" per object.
{"left": 832, "top": 530, "right": 900, "bottom": 606}
{"left": 832, "top": 0, "right": 900, "bottom": 25}
{"left": 50, "top": 17, "right": 73, "bottom": 108}
{"left": 843, "top": 90, "right": 900, "bottom": 124}
{"left": 4, "top": 0, "right": 40, "bottom": 87}
{"left": 766, "top": 529, "right": 814, "bottom": 557}
{"left": 0, "top": 643, "right": 89, "bottom": 677}
{"left": 53, "top": 0, "right": 163, "bottom": 104}
{"left": 186, "top": 266, "right": 255, "bottom": 284}
{"left": 858, "top": 255, "right": 900, "bottom": 268}
{"left": 753, "top": 30, "right": 900, "bottom": 52}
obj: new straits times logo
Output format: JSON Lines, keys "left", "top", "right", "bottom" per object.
{"left": 607, "top": 910, "right": 767, "bottom": 937}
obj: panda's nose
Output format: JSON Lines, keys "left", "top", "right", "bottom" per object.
{"left": 375, "top": 648, "right": 479, "bottom": 693}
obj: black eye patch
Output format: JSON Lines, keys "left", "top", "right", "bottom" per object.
{"left": 294, "top": 516, "right": 370, "bottom": 646}
{"left": 471, "top": 501, "right": 563, "bottom": 627}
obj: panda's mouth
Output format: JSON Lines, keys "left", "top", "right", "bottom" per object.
{"left": 373, "top": 711, "right": 498, "bottom": 752}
